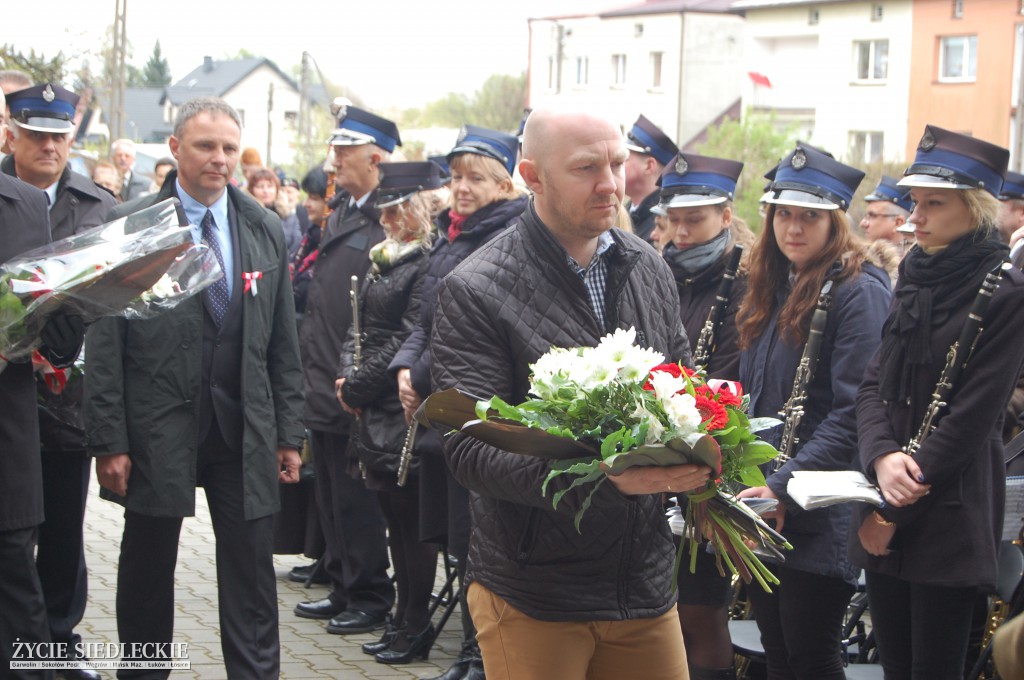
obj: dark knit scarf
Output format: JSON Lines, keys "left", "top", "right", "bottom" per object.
{"left": 663, "top": 230, "right": 731, "bottom": 277}
{"left": 877, "top": 229, "right": 1008, "bottom": 402}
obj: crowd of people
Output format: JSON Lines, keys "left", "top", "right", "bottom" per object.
{"left": 1, "top": 67, "right": 1023, "bottom": 680}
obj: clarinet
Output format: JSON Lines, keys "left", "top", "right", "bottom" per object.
{"left": 693, "top": 244, "right": 744, "bottom": 368}
{"left": 349, "top": 275, "right": 367, "bottom": 480}
{"left": 396, "top": 423, "right": 417, "bottom": 487}
{"left": 904, "top": 262, "right": 1009, "bottom": 456}
{"left": 771, "top": 279, "right": 834, "bottom": 474}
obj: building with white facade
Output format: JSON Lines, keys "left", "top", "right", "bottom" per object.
{"left": 732, "top": 0, "right": 914, "bottom": 164}
{"left": 527, "top": 0, "right": 744, "bottom": 149}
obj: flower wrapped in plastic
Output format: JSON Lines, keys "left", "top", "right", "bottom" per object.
{"left": 0, "top": 199, "right": 222, "bottom": 372}
{"left": 418, "top": 327, "right": 792, "bottom": 591}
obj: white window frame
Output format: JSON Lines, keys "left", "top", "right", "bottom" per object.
{"left": 853, "top": 39, "right": 889, "bottom": 81}
{"left": 650, "top": 51, "right": 664, "bottom": 89}
{"left": 871, "top": 3, "right": 883, "bottom": 21}
{"left": 611, "top": 54, "right": 627, "bottom": 87}
{"left": 848, "top": 131, "right": 884, "bottom": 164}
{"left": 575, "top": 56, "right": 589, "bottom": 86}
{"left": 938, "top": 35, "right": 978, "bottom": 82}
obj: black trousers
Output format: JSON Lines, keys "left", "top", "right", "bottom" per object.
{"left": 115, "top": 428, "right": 279, "bottom": 679}
{"left": 747, "top": 565, "right": 854, "bottom": 680}
{"left": 0, "top": 526, "right": 53, "bottom": 680}
{"left": 377, "top": 484, "right": 438, "bottom": 632}
{"left": 37, "top": 448, "right": 90, "bottom": 647}
{"left": 310, "top": 429, "right": 393, "bottom": 614}
{"left": 865, "top": 570, "right": 977, "bottom": 680}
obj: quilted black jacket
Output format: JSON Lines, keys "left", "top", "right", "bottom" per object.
{"left": 431, "top": 202, "right": 691, "bottom": 622}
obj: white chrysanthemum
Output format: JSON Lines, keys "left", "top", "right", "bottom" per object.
{"left": 593, "top": 327, "right": 664, "bottom": 382}
{"left": 664, "top": 392, "right": 701, "bottom": 433}
{"left": 574, "top": 352, "right": 616, "bottom": 389}
{"left": 648, "top": 370, "right": 686, "bottom": 401}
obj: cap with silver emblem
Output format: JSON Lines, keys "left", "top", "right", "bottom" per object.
{"left": 864, "top": 175, "right": 914, "bottom": 213}
{"left": 375, "top": 161, "right": 447, "bottom": 209}
{"left": 624, "top": 114, "right": 678, "bottom": 167}
{"left": 7, "top": 83, "right": 80, "bottom": 134}
{"left": 447, "top": 124, "right": 518, "bottom": 176}
{"left": 328, "top": 106, "right": 401, "bottom": 152}
{"left": 659, "top": 152, "right": 744, "bottom": 209}
{"left": 998, "top": 170, "right": 1024, "bottom": 201}
{"left": 898, "top": 125, "right": 1008, "bottom": 197}
{"left": 764, "top": 143, "right": 864, "bottom": 210}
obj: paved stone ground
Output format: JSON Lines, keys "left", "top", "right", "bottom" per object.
{"left": 79, "top": 478, "right": 463, "bottom": 679}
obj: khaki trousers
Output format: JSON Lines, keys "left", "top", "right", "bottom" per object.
{"left": 468, "top": 581, "right": 689, "bottom": 680}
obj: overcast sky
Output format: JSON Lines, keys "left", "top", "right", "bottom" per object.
{"left": 3, "top": 0, "right": 618, "bottom": 110}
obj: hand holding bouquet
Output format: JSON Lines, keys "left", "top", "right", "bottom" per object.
{"left": 0, "top": 199, "right": 222, "bottom": 372}
{"left": 419, "top": 328, "right": 792, "bottom": 591}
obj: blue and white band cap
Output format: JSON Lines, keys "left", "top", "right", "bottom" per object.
{"left": 624, "top": 114, "right": 678, "bottom": 167}
{"left": 898, "top": 125, "right": 1008, "bottom": 197}
{"left": 766, "top": 144, "right": 864, "bottom": 211}
{"left": 7, "top": 83, "right": 79, "bottom": 134}
{"left": 864, "top": 175, "right": 914, "bottom": 213}
{"left": 375, "top": 161, "right": 446, "bottom": 209}
{"left": 447, "top": 125, "right": 518, "bottom": 176}
{"left": 659, "top": 153, "right": 742, "bottom": 209}
{"left": 1000, "top": 171, "right": 1024, "bottom": 200}
{"left": 328, "top": 106, "right": 401, "bottom": 153}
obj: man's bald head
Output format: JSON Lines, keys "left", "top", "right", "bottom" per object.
{"left": 518, "top": 108, "right": 628, "bottom": 263}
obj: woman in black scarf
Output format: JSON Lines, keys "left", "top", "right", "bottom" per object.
{"left": 853, "top": 126, "right": 1024, "bottom": 680}
{"left": 658, "top": 152, "right": 752, "bottom": 680}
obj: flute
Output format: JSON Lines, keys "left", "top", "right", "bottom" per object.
{"left": 350, "top": 275, "right": 362, "bottom": 370}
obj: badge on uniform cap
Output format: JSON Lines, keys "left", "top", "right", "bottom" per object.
{"left": 675, "top": 157, "right": 689, "bottom": 175}
{"left": 42, "top": 84, "right": 55, "bottom": 103}
{"left": 919, "top": 130, "right": 936, "bottom": 152}
{"left": 791, "top": 149, "right": 807, "bottom": 170}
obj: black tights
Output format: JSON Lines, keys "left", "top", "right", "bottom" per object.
{"left": 865, "top": 570, "right": 977, "bottom": 680}
{"left": 747, "top": 565, "right": 854, "bottom": 680}
{"left": 377, "top": 486, "right": 438, "bottom": 633}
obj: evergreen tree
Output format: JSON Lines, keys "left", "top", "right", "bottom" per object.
{"left": 142, "top": 41, "right": 172, "bottom": 87}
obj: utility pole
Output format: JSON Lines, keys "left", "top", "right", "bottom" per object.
{"left": 110, "top": 0, "right": 128, "bottom": 144}
{"left": 266, "top": 82, "right": 274, "bottom": 167}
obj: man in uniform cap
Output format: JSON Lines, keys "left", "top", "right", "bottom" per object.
{"left": 997, "top": 170, "right": 1024, "bottom": 247}
{"left": 293, "top": 105, "right": 398, "bottom": 635}
{"left": 624, "top": 114, "right": 678, "bottom": 243}
{"left": 3, "top": 82, "right": 113, "bottom": 680}
{"left": 860, "top": 175, "right": 913, "bottom": 253}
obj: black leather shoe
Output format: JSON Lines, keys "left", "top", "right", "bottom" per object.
{"left": 289, "top": 563, "right": 330, "bottom": 585}
{"left": 294, "top": 597, "right": 345, "bottom": 620}
{"left": 426, "top": 658, "right": 471, "bottom": 680}
{"left": 326, "top": 609, "right": 389, "bottom": 634}
{"left": 374, "top": 624, "right": 435, "bottom": 664}
{"left": 361, "top": 624, "right": 400, "bottom": 655}
{"left": 462, "top": 659, "right": 486, "bottom": 680}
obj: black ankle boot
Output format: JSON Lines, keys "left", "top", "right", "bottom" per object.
{"left": 361, "top": 624, "right": 400, "bottom": 655}
{"left": 374, "top": 624, "right": 435, "bottom": 664}
{"left": 462, "top": 658, "right": 485, "bottom": 680}
{"left": 427, "top": 659, "right": 471, "bottom": 680}
{"left": 688, "top": 665, "right": 736, "bottom": 680}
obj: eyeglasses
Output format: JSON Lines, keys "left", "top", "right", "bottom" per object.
{"left": 864, "top": 211, "right": 900, "bottom": 220}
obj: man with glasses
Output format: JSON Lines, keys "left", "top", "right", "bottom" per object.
{"left": 859, "top": 175, "right": 913, "bottom": 254}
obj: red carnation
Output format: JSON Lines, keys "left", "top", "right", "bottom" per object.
{"left": 694, "top": 393, "right": 729, "bottom": 431}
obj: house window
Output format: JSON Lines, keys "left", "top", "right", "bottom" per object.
{"left": 849, "top": 131, "right": 884, "bottom": 163}
{"left": 809, "top": 8, "right": 820, "bottom": 24}
{"left": 284, "top": 111, "right": 297, "bottom": 128}
{"left": 855, "top": 39, "right": 889, "bottom": 80}
{"left": 612, "top": 54, "right": 627, "bottom": 86}
{"left": 575, "top": 56, "right": 589, "bottom": 86}
{"left": 548, "top": 56, "right": 556, "bottom": 90}
{"left": 635, "top": 23, "right": 644, "bottom": 38}
{"left": 952, "top": 0, "right": 964, "bottom": 18}
{"left": 871, "top": 4, "right": 883, "bottom": 20}
{"left": 939, "top": 35, "right": 978, "bottom": 81}
{"left": 650, "top": 52, "right": 664, "bottom": 88}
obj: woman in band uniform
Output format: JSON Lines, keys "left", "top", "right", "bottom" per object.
{"left": 658, "top": 152, "right": 753, "bottom": 680}
{"left": 336, "top": 162, "right": 443, "bottom": 665}
{"left": 853, "top": 126, "right": 1024, "bottom": 680}
{"left": 735, "top": 144, "right": 892, "bottom": 680}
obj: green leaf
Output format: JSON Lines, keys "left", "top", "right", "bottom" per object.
{"left": 734, "top": 440, "right": 780, "bottom": 468}
{"left": 738, "top": 466, "right": 767, "bottom": 487}
{"left": 747, "top": 417, "right": 782, "bottom": 433}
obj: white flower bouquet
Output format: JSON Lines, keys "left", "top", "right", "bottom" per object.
{"left": 420, "top": 328, "right": 792, "bottom": 591}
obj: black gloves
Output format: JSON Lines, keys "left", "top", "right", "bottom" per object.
{"left": 41, "top": 314, "right": 85, "bottom": 364}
